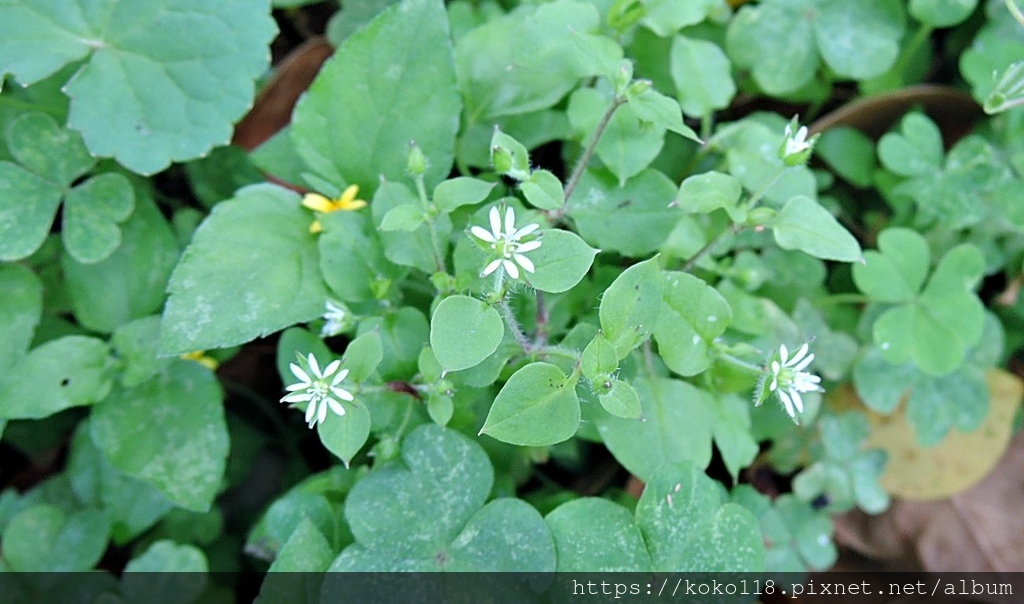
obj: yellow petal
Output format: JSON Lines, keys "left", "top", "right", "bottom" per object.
{"left": 339, "top": 184, "right": 360, "bottom": 205}
{"left": 337, "top": 198, "right": 367, "bottom": 211}
{"left": 309, "top": 220, "right": 324, "bottom": 234}
{"left": 180, "top": 351, "right": 219, "bottom": 371}
{"left": 302, "top": 193, "right": 335, "bottom": 213}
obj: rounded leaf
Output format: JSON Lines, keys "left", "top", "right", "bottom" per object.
{"left": 429, "top": 295, "right": 504, "bottom": 372}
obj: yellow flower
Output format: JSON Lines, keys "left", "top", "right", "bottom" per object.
{"left": 302, "top": 185, "right": 367, "bottom": 233}
{"left": 181, "top": 351, "right": 219, "bottom": 371}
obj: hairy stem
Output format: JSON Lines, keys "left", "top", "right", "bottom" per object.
{"left": 552, "top": 95, "right": 628, "bottom": 220}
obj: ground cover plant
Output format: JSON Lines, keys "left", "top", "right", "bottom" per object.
{"left": 1, "top": 0, "right": 1024, "bottom": 598}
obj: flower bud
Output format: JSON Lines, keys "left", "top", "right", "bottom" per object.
{"left": 613, "top": 60, "right": 634, "bottom": 96}
{"left": 491, "top": 145, "right": 514, "bottom": 174}
{"left": 407, "top": 141, "right": 426, "bottom": 176}
{"left": 778, "top": 116, "right": 819, "bottom": 167}
{"left": 626, "top": 79, "right": 652, "bottom": 98}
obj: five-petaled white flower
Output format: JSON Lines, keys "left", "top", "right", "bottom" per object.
{"left": 765, "top": 343, "right": 823, "bottom": 423}
{"left": 280, "top": 353, "right": 353, "bottom": 428}
{"left": 470, "top": 206, "right": 542, "bottom": 280}
{"left": 320, "top": 299, "right": 352, "bottom": 338}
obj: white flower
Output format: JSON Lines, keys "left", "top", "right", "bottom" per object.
{"left": 470, "top": 206, "right": 542, "bottom": 280}
{"left": 320, "top": 299, "right": 351, "bottom": 337}
{"left": 766, "top": 343, "right": 823, "bottom": 423}
{"left": 782, "top": 123, "right": 811, "bottom": 157}
{"left": 778, "top": 116, "right": 819, "bottom": 166}
{"left": 280, "top": 353, "right": 353, "bottom": 428}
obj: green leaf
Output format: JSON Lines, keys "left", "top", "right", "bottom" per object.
{"left": 323, "top": 203, "right": 405, "bottom": 300}
{"left": 0, "top": 263, "right": 43, "bottom": 371}
{"left": 64, "top": 193, "right": 180, "bottom": 334}
{"left": 62, "top": 172, "right": 135, "bottom": 264}
{"left": 185, "top": 145, "right": 265, "bottom": 209}
{"left": 318, "top": 404, "right": 372, "bottom": 468}
{"left": 330, "top": 424, "right": 555, "bottom": 571}
{"left": 371, "top": 181, "right": 450, "bottom": 273}
{"left": 653, "top": 271, "right": 731, "bottom": 377}
{"left": 520, "top": 169, "right": 565, "bottom": 210}
{"left": 593, "top": 377, "right": 713, "bottom": 482}
{"left": 985, "top": 61, "right": 1024, "bottom": 114}
{"left": 455, "top": 0, "right": 621, "bottom": 120}
{"left": 545, "top": 498, "right": 651, "bottom": 571}
{"left": 636, "top": 462, "right": 764, "bottom": 571}
{"left": 961, "top": 9, "right": 1024, "bottom": 102}
{"left": 379, "top": 204, "right": 425, "bottom": 232}
{"left": 481, "top": 362, "right": 580, "bottom": 446}
{"left": 598, "top": 380, "right": 642, "bottom": 420}
{"left": 710, "top": 394, "right": 758, "bottom": 483}
{"left": 160, "top": 184, "right": 327, "bottom": 354}
{"left": 669, "top": 35, "right": 735, "bottom": 119}
{"left": 433, "top": 177, "right": 495, "bottom": 211}
{"left": 878, "top": 112, "right": 944, "bottom": 177}
{"left": 0, "top": 161, "right": 63, "bottom": 261}
{"left": 258, "top": 519, "right": 333, "bottom": 603}
{"left": 625, "top": 87, "right": 701, "bottom": 141}
{"left": 1, "top": 504, "right": 109, "bottom": 571}
{"left": 276, "top": 327, "right": 333, "bottom": 385}
{"left": 599, "top": 257, "right": 662, "bottom": 359}
{"left": 816, "top": 127, "right": 877, "bottom": 188}
{"left": 524, "top": 229, "right": 598, "bottom": 293}
{"left": 0, "top": 335, "right": 111, "bottom": 420}
{"left": 430, "top": 295, "right": 504, "bottom": 372}
{"left": 5, "top": 110, "right": 95, "bottom": 183}
{"left": 772, "top": 195, "right": 862, "bottom": 262}
{"left": 852, "top": 228, "right": 930, "bottom": 302}
{"left": 569, "top": 168, "right": 679, "bottom": 257}
{"left": 0, "top": 1, "right": 276, "bottom": 174}
{"left": 67, "top": 424, "right": 172, "bottom": 544}
{"left": 726, "top": 1, "right": 817, "bottom": 95}
{"left": 357, "top": 307, "right": 430, "bottom": 380}
{"left": 292, "top": 0, "right": 460, "bottom": 195}
{"left": 813, "top": 0, "right": 905, "bottom": 80}
{"left": 853, "top": 347, "right": 917, "bottom": 413}
{"left": 342, "top": 332, "right": 383, "bottom": 383}
{"left": 907, "top": 365, "right": 989, "bottom": 445}
{"left": 90, "top": 360, "right": 228, "bottom": 512}
{"left": 676, "top": 171, "right": 744, "bottom": 222}
{"left": 640, "top": 0, "right": 718, "bottom": 35}
{"left": 910, "top": 0, "right": 977, "bottom": 27}
{"left": 581, "top": 334, "right": 618, "bottom": 382}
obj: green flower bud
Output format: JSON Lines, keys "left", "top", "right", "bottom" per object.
{"left": 613, "top": 60, "right": 634, "bottom": 96}
{"left": 626, "top": 79, "right": 652, "bottom": 98}
{"left": 407, "top": 141, "right": 426, "bottom": 175}
{"left": 491, "top": 145, "right": 514, "bottom": 174}
{"left": 745, "top": 207, "right": 776, "bottom": 226}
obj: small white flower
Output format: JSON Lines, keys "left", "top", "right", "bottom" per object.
{"left": 320, "top": 299, "right": 351, "bottom": 338}
{"left": 765, "top": 343, "right": 823, "bottom": 424}
{"left": 470, "top": 206, "right": 542, "bottom": 280}
{"left": 280, "top": 353, "right": 354, "bottom": 429}
{"left": 778, "top": 116, "right": 819, "bottom": 166}
{"left": 782, "top": 123, "right": 811, "bottom": 157}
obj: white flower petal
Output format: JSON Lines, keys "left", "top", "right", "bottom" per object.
{"left": 514, "top": 254, "right": 535, "bottom": 273}
{"left": 789, "top": 388, "right": 805, "bottom": 414}
{"left": 503, "top": 259, "right": 520, "bottom": 280}
{"left": 481, "top": 258, "right": 502, "bottom": 277}
{"left": 793, "top": 352, "right": 815, "bottom": 372}
{"left": 323, "top": 359, "right": 342, "bottom": 378}
{"left": 514, "top": 223, "right": 540, "bottom": 239}
{"left": 305, "top": 401, "right": 317, "bottom": 424}
{"left": 504, "top": 206, "right": 516, "bottom": 233}
{"left": 771, "top": 361, "right": 780, "bottom": 375}
{"left": 307, "top": 354, "right": 322, "bottom": 379}
{"left": 289, "top": 363, "right": 311, "bottom": 384}
{"left": 787, "top": 343, "right": 809, "bottom": 367}
{"left": 471, "top": 225, "right": 496, "bottom": 243}
{"left": 778, "top": 389, "right": 796, "bottom": 421}
{"left": 281, "top": 392, "right": 312, "bottom": 403}
{"left": 318, "top": 399, "right": 328, "bottom": 425}
{"left": 516, "top": 240, "right": 542, "bottom": 253}
{"left": 331, "top": 386, "right": 355, "bottom": 401}
{"left": 332, "top": 368, "right": 349, "bottom": 386}
{"left": 770, "top": 377, "right": 778, "bottom": 391}
{"left": 489, "top": 207, "right": 502, "bottom": 238}
{"left": 285, "top": 382, "right": 308, "bottom": 391}
{"left": 327, "top": 397, "right": 346, "bottom": 416}
{"left": 778, "top": 344, "right": 789, "bottom": 364}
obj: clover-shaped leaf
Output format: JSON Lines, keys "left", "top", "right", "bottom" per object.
{"left": 63, "top": 173, "right": 135, "bottom": 264}
{"left": 0, "top": 0, "right": 277, "bottom": 175}
{"left": 0, "top": 264, "right": 43, "bottom": 372}
{"left": 327, "top": 424, "right": 555, "bottom": 572}
{"left": 853, "top": 228, "right": 984, "bottom": 375}
{"left": 731, "top": 487, "right": 837, "bottom": 573}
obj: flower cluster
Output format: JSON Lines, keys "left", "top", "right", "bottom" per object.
{"left": 760, "top": 343, "right": 824, "bottom": 423}
{"left": 470, "top": 206, "right": 542, "bottom": 279}
{"left": 280, "top": 353, "right": 353, "bottom": 428}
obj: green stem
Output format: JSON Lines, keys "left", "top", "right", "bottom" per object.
{"left": 532, "top": 345, "right": 579, "bottom": 362}
{"left": 414, "top": 174, "right": 447, "bottom": 273}
{"left": 498, "top": 296, "right": 533, "bottom": 352}
{"left": 553, "top": 95, "right": 628, "bottom": 219}
{"left": 890, "top": 23, "right": 933, "bottom": 79}
{"left": 700, "top": 113, "right": 714, "bottom": 142}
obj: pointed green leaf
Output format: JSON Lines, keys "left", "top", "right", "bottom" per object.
{"left": 669, "top": 35, "right": 735, "bottom": 119}
{"left": 772, "top": 195, "right": 862, "bottom": 262}
{"left": 676, "top": 171, "right": 744, "bottom": 222}
{"left": 625, "top": 87, "right": 701, "bottom": 141}
{"left": 160, "top": 184, "right": 327, "bottom": 354}
{"left": 653, "top": 271, "right": 731, "bottom": 377}
{"left": 342, "top": 332, "right": 384, "bottom": 383}
{"left": 581, "top": 334, "right": 618, "bottom": 382}
{"left": 598, "top": 380, "right": 642, "bottom": 420}
{"left": 90, "top": 360, "right": 228, "bottom": 512}
{"left": 292, "top": 0, "right": 460, "bottom": 195}
{"left": 520, "top": 169, "right": 565, "bottom": 210}
{"left": 318, "top": 404, "right": 371, "bottom": 467}
{"left": 430, "top": 295, "right": 504, "bottom": 372}
{"left": 433, "top": 177, "right": 495, "bottom": 211}
{"left": 599, "top": 257, "right": 662, "bottom": 358}
{"left": 379, "top": 204, "right": 425, "bottom": 232}
{"left": 481, "top": 362, "right": 580, "bottom": 446}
